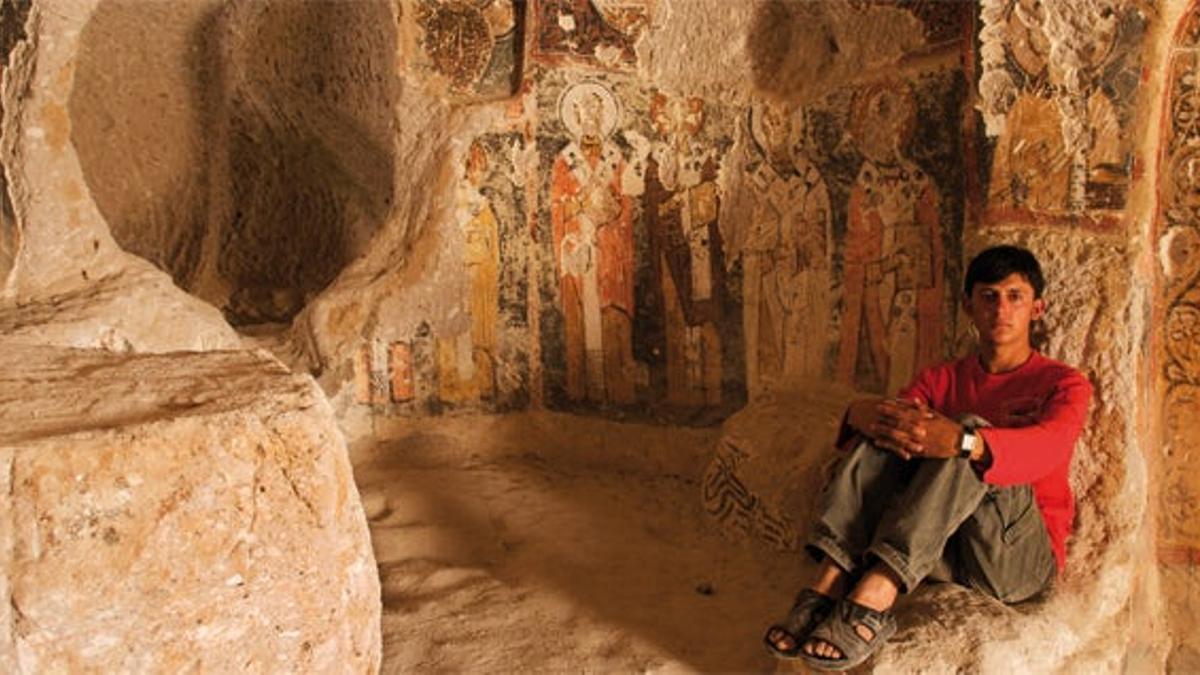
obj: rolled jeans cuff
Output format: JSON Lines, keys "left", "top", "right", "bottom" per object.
{"left": 805, "top": 527, "right": 859, "bottom": 576}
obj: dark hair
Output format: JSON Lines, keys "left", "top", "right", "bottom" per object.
{"left": 963, "top": 245, "right": 1046, "bottom": 299}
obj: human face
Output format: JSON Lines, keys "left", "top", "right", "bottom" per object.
{"left": 963, "top": 273, "right": 1046, "bottom": 349}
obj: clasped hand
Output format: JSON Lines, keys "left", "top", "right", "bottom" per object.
{"left": 847, "top": 397, "right": 962, "bottom": 461}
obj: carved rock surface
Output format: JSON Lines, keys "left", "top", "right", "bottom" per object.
{"left": 0, "top": 346, "right": 381, "bottom": 672}
{"left": 702, "top": 379, "right": 860, "bottom": 551}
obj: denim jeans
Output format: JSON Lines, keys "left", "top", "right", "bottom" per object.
{"left": 804, "top": 419, "right": 1056, "bottom": 603}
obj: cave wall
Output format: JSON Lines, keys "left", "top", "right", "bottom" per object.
{"left": 68, "top": 0, "right": 398, "bottom": 325}
{"left": 1154, "top": 1, "right": 1200, "bottom": 669}
{"left": 0, "top": 0, "right": 1188, "bottom": 667}
{"left": 333, "top": 0, "right": 974, "bottom": 426}
{"left": 313, "top": 0, "right": 1184, "bottom": 665}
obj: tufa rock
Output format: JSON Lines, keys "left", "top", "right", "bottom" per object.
{"left": 0, "top": 346, "right": 381, "bottom": 672}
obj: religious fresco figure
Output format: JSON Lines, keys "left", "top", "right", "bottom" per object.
{"left": 740, "top": 102, "right": 833, "bottom": 396}
{"left": 642, "top": 92, "right": 726, "bottom": 406}
{"left": 835, "top": 82, "right": 944, "bottom": 394}
{"left": 438, "top": 140, "right": 502, "bottom": 403}
{"left": 550, "top": 81, "right": 637, "bottom": 404}
{"left": 984, "top": 0, "right": 1127, "bottom": 214}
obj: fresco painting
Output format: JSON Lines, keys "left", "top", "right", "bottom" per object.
{"left": 548, "top": 80, "right": 637, "bottom": 404}
{"left": 389, "top": 342, "right": 415, "bottom": 402}
{"left": 533, "top": 0, "right": 650, "bottom": 69}
{"left": 835, "top": 82, "right": 944, "bottom": 394}
{"left": 353, "top": 133, "right": 532, "bottom": 412}
{"left": 532, "top": 73, "right": 745, "bottom": 421}
{"left": 735, "top": 101, "right": 833, "bottom": 397}
{"left": 437, "top": 140, "right": 504, "bottom": 403}
{"left": 356, "top": 35, "right": 967, "bottom": 420}
{"left": 643, "top": 91, "right": 728, "bottom": 407}
{"left": 976, "top": 0, "right": 1144, "bottom": 227}
{"left": 417, "top": 0, "right": 523, "bottom": 99}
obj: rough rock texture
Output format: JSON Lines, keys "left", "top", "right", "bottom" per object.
{"left": 68, "top": 0, "right": 398, "bottom": 325}
{"left": 0, "top": 0, "right": 239, "bottom": 351}
{"left": 645, "top": 0, "right": 930, "bottom": 104}
{"left": 702, "top": 379, "right": 860, "bottom": 551}
{"left": 0, "top": 346, "right": 381, "bottom": 672}
{"left": 0, "top": 261, "right": 239, "bottom": 353}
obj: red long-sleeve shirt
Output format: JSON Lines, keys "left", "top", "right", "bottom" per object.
{"left": 898, "top": 352, "right": 1093, "bottom": 571}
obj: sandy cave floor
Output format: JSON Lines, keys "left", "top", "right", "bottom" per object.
{"left": 354, "top": 435, "right": 812, "bottom": 673}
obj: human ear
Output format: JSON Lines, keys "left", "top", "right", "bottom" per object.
{"left": 1031, "top": 297, "right": 1046, "bottom": 320}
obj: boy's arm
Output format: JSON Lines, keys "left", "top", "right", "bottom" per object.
{"left": 975, "top": 371, "right": 1092, "bottom": 486}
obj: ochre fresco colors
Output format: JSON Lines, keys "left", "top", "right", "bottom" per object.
{"left": 974, "top": 0, "right": 1145, "bottom": 230}
{"left": 353, "top": 0, "right": 971, "bottom": 422}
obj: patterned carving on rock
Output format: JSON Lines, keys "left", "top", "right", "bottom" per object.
{"left": 1157, "top": 4, "right": 1200, "bottom": 551}
{"left": 702, "top": 440, "right": 799, "bottom": 551}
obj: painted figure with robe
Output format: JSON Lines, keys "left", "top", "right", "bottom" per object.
{"left": 550, "top": 82, "right": 637, "bottom": 404}
{"left": 986, "top": 0, "right": 1126, "bottom": 213}
{"left": 835, "top": 83, "right": 944, "bottom": 394}
{"left": 438, "top": 139, "right": 501, "bottom": 403}
{"left": 741, "top": 102, "right": 833, "bottom": 396}
{"left": 643, "top": 92, "right": 726, "bottom": 407}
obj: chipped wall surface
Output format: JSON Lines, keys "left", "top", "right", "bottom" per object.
{"left": 335, "top": 0, "right": 971, "bottom": 425}
{"left": 974, "top": 0, "right": 1146, "bottom": 229}
{"left": 1155, "top": 1, "right": 1200, "bottom": 668}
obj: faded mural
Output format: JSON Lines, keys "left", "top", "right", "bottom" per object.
{"left": 534, "top": 0, "right": 652, "bottom": 69}
{"left": 415, "top": 0, "right": 524, "bottom": 99}
{"left": 975, "top": 0, "right": 1145, "bottom": 228}
{"left": 808, "top": 71, "right": 967, "bottom": 395}
{"left": 534, "top": 72, "right": 744, "bottom": 422}
{"left": 730, "top": 101, "right": 833, "bottom": 397}
{"left": 354, "top": 0, "right": 969, "bottom": 422}
{"left": 1157, "top": 6, "right": 1200, "bottom": 556}
{"left": 354, "top": 130, "right": 533, "bottom": 413}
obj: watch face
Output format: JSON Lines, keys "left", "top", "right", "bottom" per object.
{"left": 960, "top": 430, "right": 978, "bottom": 453}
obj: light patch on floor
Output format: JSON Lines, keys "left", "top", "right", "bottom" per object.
{"left": 356, "top": 438, "right": 808, "bottom": 673}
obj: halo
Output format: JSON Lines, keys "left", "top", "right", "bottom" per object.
{"left": 559, "top": 81, "right": 621, "bottom": 140}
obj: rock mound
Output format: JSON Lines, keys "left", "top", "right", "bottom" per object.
{"left": 0, "top": 346, "right": 380, "bottom": 672}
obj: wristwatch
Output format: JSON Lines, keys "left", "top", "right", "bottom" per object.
{"left": 958, "top": 428, "right": 979, "bottom": 460}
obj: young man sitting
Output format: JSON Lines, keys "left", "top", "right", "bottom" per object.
{"left": 762, "top": 245, "right": 1092, "bottom": 671}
